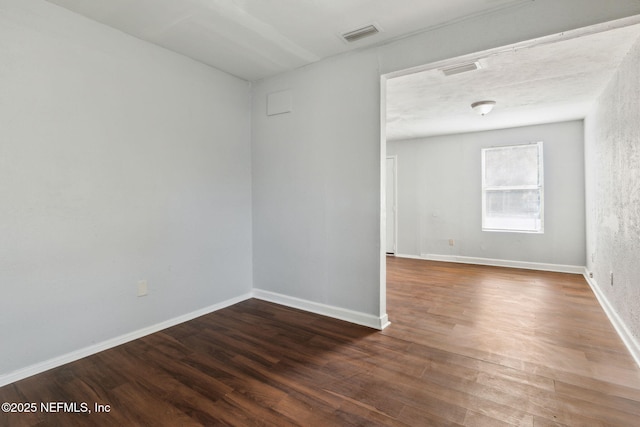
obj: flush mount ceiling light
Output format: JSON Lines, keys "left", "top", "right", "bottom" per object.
{"left": 471, "top": 100, "right": 496, "bottom": 115}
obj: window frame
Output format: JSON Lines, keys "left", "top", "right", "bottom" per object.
{"left": 481, "top": 141, "right": 544, "bottom": 234}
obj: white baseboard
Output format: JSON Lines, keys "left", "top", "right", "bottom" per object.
{"left": 413, "top": 253, "right": 584, "bottom": 274}
{"left": 252, "top": 289, "right": 390, "bottom": 330}
{"left": 0, "top": 293, "right": 253, "bottom": 388}
{"left": 583, "top": 270, "right": 640, "bottom": 369}
{"left": 392, "top": 254, "right": 425, "bottom": 261}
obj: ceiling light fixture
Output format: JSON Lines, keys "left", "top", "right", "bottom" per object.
{"left": 471, "top": 100, "right": 496, "bottom": 116}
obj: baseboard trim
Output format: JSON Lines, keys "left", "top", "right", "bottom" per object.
{"left": 252, "top": 289, "right": 390, "bottom": 330}
{"left": 412, "top": 253, "right": 584, "bottom": 274}
{"left": 392, "top": 254, "right": 425, "bottom": 261}
{"left": 0, "top": 292, "right": 253, "bottom": 388}
{"left": 583, "top": 269, "right": 640, "bottom": 369}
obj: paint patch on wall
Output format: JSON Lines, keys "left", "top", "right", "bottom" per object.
{"left": 267, "top": 90, "right": 292, "bottom": 116}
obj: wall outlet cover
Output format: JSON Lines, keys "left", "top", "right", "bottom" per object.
{"left": 138, "top": 280, "right": 148, "bottom": 297}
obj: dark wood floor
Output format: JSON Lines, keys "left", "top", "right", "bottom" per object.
{"left": 2, "top": 258, "right": 640, "bottom": 426}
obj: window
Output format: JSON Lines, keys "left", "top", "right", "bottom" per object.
{"left": 481, "top": 142, "right": 543, "bottom": 233}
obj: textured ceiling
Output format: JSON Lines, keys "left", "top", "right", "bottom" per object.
{"left": 386, "top": 23, "right": 640, "bottom": 140}
{"left": 44, "top": 0, "right": 526, "bottom": 81}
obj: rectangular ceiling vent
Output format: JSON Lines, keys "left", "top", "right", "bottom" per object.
{"left": 441, "top": 61, "right": 481, "bottom": 77}
{"left": 342, "top": 24, "right": 380, "bottom": 43}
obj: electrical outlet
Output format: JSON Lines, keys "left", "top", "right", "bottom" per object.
{"left": 138, "top": 280, "right": 148, "bottom": 297}
{"left": 448, "top": 239, "right": 455, "bottom": 246}
{"left": 609, "top": 272, "right": 614, "bottom": 287}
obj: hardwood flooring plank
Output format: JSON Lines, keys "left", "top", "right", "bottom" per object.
{"left": 462, "top": 409, "right": 532, "bottom": 427}
{"left": 1, "top": 258, "right": 640, "bottom": 426}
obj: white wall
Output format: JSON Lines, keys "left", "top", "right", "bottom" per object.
{"left": 251, "top": 0, "right": 640, "bottom": 322}
{"left": 585, "top": 36, "right": 640, "bottom": 358}
{"left": 0, "top": 0, "right": 252, "bottom": 378}
{"left": 251, "top": 52, "right": 383, "bottom": 320}
{"left": 387, "top": 122, "right": 586, "bottom": 267}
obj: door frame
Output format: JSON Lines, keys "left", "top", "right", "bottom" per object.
{"left": 386, "top": 155, "right": 398, "bottom": 255}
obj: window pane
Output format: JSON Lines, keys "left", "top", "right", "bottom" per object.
{"left": 484, "top": 189, "right": 541, "bottom": 231}
{"left": 484, "top": 145, "right": 539, "bottom": 186}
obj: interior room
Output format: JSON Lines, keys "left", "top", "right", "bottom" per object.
{"left": 1, "top": 0, "right": 640, "bottom": 425}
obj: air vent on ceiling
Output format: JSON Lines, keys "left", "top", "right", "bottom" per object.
{"left": 441, "top": 61, "right": 481, "bottom": 76}
{"left": 341, "top": 24, "right": 380, "bottom": 43}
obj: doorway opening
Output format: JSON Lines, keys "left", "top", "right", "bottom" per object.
{"left": 379, "top": 16, "right": 640, "bottom": 326}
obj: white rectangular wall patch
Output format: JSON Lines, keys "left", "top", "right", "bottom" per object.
{"left": 267, "top": 90, "right": 292, "bottom": 116}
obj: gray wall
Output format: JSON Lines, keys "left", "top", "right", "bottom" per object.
{"left": 251, "top": 0, "right": 640, "bottom": 320}
{"left": 251, "top": 52, "right": 383, "bottom": 316}
{"left": 585, "top": 37, "right": 640, "bottom": 346}
{"left": 0, "top": 0, "right": 253, "bottom": 376}
{"left": 387, "top": 122, "right": 586, "bottom": 267}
